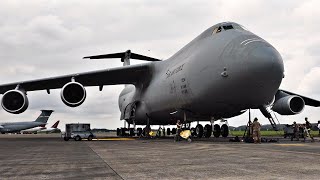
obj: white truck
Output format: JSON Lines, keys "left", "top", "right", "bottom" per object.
{"left": 62, "top": 123, "right": 96, "bottom": 141}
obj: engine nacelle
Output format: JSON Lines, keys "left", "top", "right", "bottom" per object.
{"left": 271, "top": 95, "right": 305, "bottom": 115}
{"left": 60, "top": 82, "right": 86, "bottom": 107}
{"left": 1, "top": 90, "right": 29, "bottom": 114}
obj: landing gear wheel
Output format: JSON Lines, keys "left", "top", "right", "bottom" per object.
{"left": 137, "top": 128, "right": 143, "bottom": 136}
{"left": 172, "top": 128, "right": 177, "bottom": 135}
{"left": 196, "top": 124, "right": 204, "bottom": 138}
{"left": 116, "top": 128, "right": 121, "bottom": 136}
{"left": 121, "top": 128, "right": 127, "bottom": 136}
{"left": 191, "top": 127, "right": 196, "bottom": 137}
{"left": 213, "top": 124, "right": 221, "bottom": 138}
{"left": 129, "top": 128, "right": 135, "bottom": 136}
{"left": 204, "top": 124, "right": 212, "bottom": 138}
{"left": 221, "top": 124, "right": 229, "bottom": 137}
{"left": 167, "top": 128, "right": 171, "bottom": 135}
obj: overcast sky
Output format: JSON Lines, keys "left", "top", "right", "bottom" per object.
{"left": 0, "top": 0, "right": 319, "bottom": 130}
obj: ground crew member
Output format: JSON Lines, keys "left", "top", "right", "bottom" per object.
{"left": 292, "top": 121, "right": 299, "bottom": 141}
{"left": 144, "top": 125, "right": 151, "bottom": 138}
{"left": 174, "top": 120, "right": 182, "bottom": 142}
{"left": 304, "top": 118, "right": 314, "bottom": 142}
{"left": 252, "top": 117, "right": 261, "bottom": 144}
{"left": 305, "top": 117, "right": 312, "bottom": 136}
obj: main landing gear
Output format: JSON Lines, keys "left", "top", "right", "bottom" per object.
{"left": 116, "top": 127, "right": 144, "bottom": 137}
{"left": 190, "top": 123, "right": 229, "bottom": 138}
{"left": 116, "top": 120, "right": 229, "bottom": 138}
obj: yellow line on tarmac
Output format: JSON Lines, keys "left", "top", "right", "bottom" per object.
{"left": 93, "top": 138, "right": 136, "bottom": 141}
{"left": 275, "top": 144, "right": 307, "bottom": 147}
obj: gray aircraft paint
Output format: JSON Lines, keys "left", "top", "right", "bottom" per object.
{"left": 0, "top": 110, "right": 53, "bottom": 133}
{"left": 119, "top": 22, "right": 284, "bottom": 125}
{"left": 0, "top": 22, "right": 318, "bottom": 126}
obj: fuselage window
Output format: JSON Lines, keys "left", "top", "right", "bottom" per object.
{"left": 223, "top": 25, "right": 234, "bottom": 30}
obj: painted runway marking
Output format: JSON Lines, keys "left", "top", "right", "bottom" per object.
{"left": 275, "top": 144, "right": 307, "bottom": 147}
{"left": 94, "top": 138, "right": 136, "bottom": 141}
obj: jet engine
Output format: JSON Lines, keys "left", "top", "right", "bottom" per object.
{"left": 271, "top": 95, "right": 305, "bottom": 115}
{"left": 60, "top": 82, "right": 86, "bottom": 107}
{"left": 1, "top": 90, "right": 29, "bottom": 114}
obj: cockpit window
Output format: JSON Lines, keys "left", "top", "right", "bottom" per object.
{"left": 223, "top": 25, "right": 234, "bottom": 30}
{"left": 212, "top": 26, "right": 222, "bottom": 34}
{"left": 212, "top": 24, "right": 234, "bottom": 35}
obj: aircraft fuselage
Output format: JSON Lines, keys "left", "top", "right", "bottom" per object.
{"left": 119, "top": 22, "right": 284, "bottom": 125}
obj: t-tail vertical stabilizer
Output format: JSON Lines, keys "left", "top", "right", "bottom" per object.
{"left": 34, "top": 110, "right": 54, "bottom": 123}
{"left": 51, "top": 120, "right": 60, "bottom": 128}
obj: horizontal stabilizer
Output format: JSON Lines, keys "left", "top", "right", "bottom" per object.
{"left": 83, "top": 50, "right": 161, "bottom": 62}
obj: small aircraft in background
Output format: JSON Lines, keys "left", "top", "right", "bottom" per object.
{"left": 21, "top": 120, "right": 60, "bottom": 134}
{"left": 0, "top": 110, "right": 53, "bottom": 134}
{"left": 39, "top": 120, "right": 60, "bottom": 134}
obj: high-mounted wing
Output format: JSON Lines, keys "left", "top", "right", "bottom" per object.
{"left": 0, "top": 63, "right": 151, "bottom": 114}
{"left": 278, "top": 89, "right": 320, "bottom": 107}
{"left": 0, "top": 64, "right": 150, "bottom": 94}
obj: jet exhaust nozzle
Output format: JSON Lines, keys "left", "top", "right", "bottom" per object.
{"left": 1, "top": 90, "right": 29, "bottom": 114}
{"left": 271, "top": 95, "right": 305, "bottom": 115}
{"left": 60, "top": 82, "right": 86, "bottom": 107}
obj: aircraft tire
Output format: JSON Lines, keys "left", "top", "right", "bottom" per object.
{"left": 167, "top": 128, "right": 171, "bottom": 135}
{"left": 213, "top": 124, "right": 221, "bottom": 138}
{"left": 121, "top": 128, "right": 128, "bottom": 136}
{"left": 204, "top": 124, "right": 212, "bottom": 138}
{"left": 129, "top": 128, "right": 135, "bottom": 136}
{"left": 137, "top": 128, "right": 143, "bottom": 136}
{"left": 191, "top": 127, "right": 196, "bottom": 137}
{"left": 196, "top": 124, "right": 204, "bottom": 138}
{"left": 172, "top": 128, "right": 177, "bottom": 135}
{"left": 221, "top": 124, "right": 229, "bottom": 137}
{"left": 116, "top": 128, "right": 121, "bottom": 136}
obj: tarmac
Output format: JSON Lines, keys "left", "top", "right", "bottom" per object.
{"left": 0, "top": 134, "right": 320, "bottom": 180}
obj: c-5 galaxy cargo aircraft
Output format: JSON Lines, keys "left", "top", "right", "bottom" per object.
{"left": 0, "top": 22, "right": 319, "bottom": 138}
{"left": 0, "top": 110, "right": 53, "bottom": 134}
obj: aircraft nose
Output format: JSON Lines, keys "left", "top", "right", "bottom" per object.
{"left": 241, "top": 44, "right": 284, "bottom": 104}
{"left": 248, "top": 45, "right": 284, "bottom": 81}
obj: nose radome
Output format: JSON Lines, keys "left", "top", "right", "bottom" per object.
{"left": 248, "top": 45, "right": 284, "bottom": 79}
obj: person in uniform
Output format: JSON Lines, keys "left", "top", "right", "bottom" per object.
{"left": 252, "top": 117, "right": 261, "bottom": 144}
{"left": 304, "top": 117, "right": 314, "bottom": 142}
{"left": 305, "top": 117, "right": 312, "bottom": 136}
{"left": 174, "top": 120, "right": 183, "bottom": 142}
{"left": 292, "top": 121, "right": 299, "bottom": 141}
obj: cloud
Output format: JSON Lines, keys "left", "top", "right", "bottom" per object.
{"left": 297, "top": 67, "right": 320, "bottom": 95}
{"left": 0, "top": 1, "right": 320, "bottom": 130}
